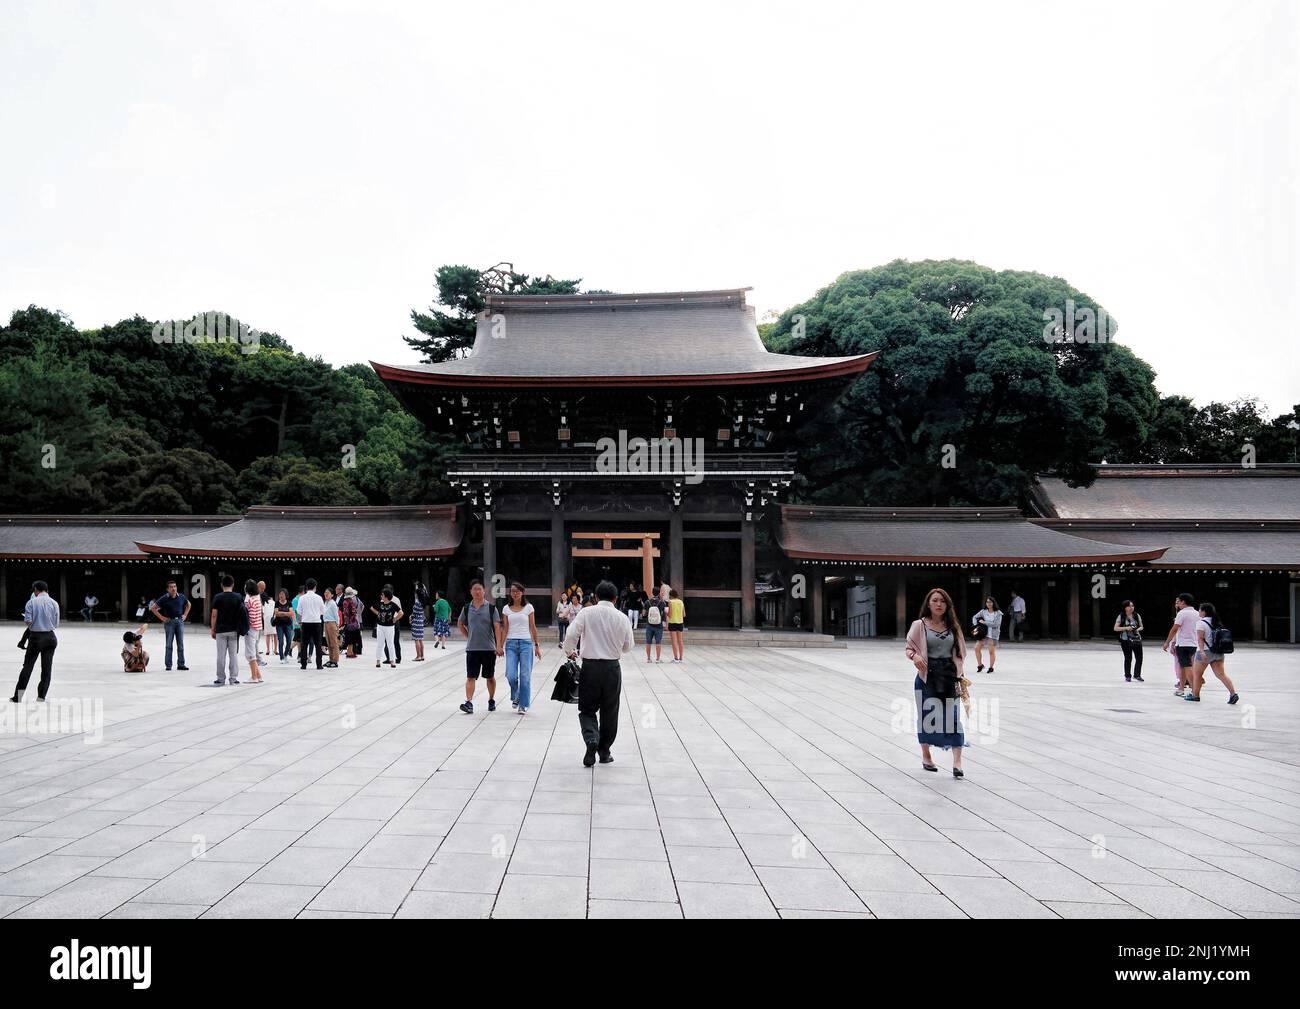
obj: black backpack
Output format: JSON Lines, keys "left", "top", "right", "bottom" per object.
{"left": 1210, "top": 624, "right": 1234, "bottom": 654}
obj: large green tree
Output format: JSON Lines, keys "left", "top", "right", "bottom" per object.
{"left": 766, "top": 259, "right": 1163, "bottom": 507}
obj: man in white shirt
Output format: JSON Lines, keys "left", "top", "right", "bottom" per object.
{"left": 1162, "top": 592, "right": 1199, "bottom": 696}
{"left": 564, "top": 580, "right": 634, "bottom": 767}
{"left": 296, "top": 578, "right": 327, "bottom": 670}
{"left": 1008, "top": 590, "right": 1027, "bottom": 642}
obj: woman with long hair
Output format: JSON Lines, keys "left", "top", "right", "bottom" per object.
{"left": 556, "top": 591, "right": 572, "bottom": 649}
{"left": 502, "top": 581, "right": 542, "bottom": 714}
{"left": 261, "top": 590, "right": 276, "bottom": 659}
{"left": 904, "top": 587, "right": 969, "bottom": 778}
{"left": 1188, "top": 602, "right": 1240, "bottom": 704}
{"left": 970, "top": 595, "right": 1002, "bottom": 674}
{"left": 272, "top": 589, "right": 294, "bottom": 663}
{"left": 243, "top": 579, "right": 265, "bottom": 683}
{"left": 410, "top": 581, "right": 429, "bottom": 661}
{"left": 1113, "top": 600, "right": 1144, "bottom": 682}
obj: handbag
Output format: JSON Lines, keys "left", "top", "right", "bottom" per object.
{"left": 551, "top": 658, "right": 580, "bottom": 703}
{"left": 971, "top": 618, "right": 988, "bottom": 641}
{"left": 928, "top": 656, "right": 959, "bottom": 699}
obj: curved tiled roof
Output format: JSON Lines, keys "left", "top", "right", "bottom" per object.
{"left": 373, "top": 289, "right": 877, "bottom": 389}
{"left": 779, "top": 506, "right": 1167, "bottom": 565}
{"left": 134, "top": 505, "right": 464, "bottom": 560}
{"left": 0, "top": 515, "right": 237, "bottom": 560}
{"left": 1038, "top": 521, "right": 1300, "bottom": 569}
{"left": 1034, "top": 466, "right": 1300, "bottom": 520}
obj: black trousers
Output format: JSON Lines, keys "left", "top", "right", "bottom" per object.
{"left": 578, "top": 658, "right": 622, "bottom": 753}
{"left": 300, "top": 622, "right": 324, "bottom": 668}
{"left": 15, "top": 630, "right": 57, "bottom": 698}
{"left": 1120, "top": 639, "right": 1143, "bottom": 677}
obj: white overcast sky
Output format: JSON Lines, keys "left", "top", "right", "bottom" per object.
{"left": 2, "top": 0, "right": 1296, "bottom": 412}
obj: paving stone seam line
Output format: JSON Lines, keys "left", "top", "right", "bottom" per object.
{"left": 670, "top": 646, "right": 999, "bottom": 916}
{"left": 733, "top": 647, "right": 1248, "bottom": 915}
{"left": 639, "top": 651, "right": 867, "bottom": 917}
{"left": 701, "top": 646, "right": 1262, "bottom": 915}
{"left": 3, "top": 649, "right": 482, "bottom": 916}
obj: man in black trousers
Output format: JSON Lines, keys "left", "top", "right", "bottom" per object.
{"left": 296, "top": 578, "right": 326, "bottom": 670}
{"left": 562, "top": 580, "right": 634, "bottom": 767}
{"left": 11, "top": 580, "right": 60, "bottom": 703}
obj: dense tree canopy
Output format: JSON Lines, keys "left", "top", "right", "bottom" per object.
{"left": 764, "top": 259, "right": 1294, "bottom": 508}
{"left": 0, "top": 307, "right": 455, "bottom": 513}
{"left": 1, "top": 258, "right": 1292, "bottom": 515}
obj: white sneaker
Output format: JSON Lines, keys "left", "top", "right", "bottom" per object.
{"left": 1173, "top": 687, "right": 1184, "bottom": 696}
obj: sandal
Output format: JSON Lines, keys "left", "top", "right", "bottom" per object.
{"left": 922, "top": 762, "right": 939, "bottom": 772}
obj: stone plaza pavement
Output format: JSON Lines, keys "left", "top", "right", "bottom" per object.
{"left": 0, "top": 625, "right": 1297, "bottom": 919}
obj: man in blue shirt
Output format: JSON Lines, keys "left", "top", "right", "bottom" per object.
{"left": 11, "top": 580, "right": 59, "bottom": 702}
{"left": 149, "top": 581, "right": 191, "bottom": 671}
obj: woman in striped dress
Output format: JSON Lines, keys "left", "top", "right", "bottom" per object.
{"left": 410, "top": 581, "right": 428, "bottom": 661}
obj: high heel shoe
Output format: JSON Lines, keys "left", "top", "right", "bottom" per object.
{"left": 922, "top": 762, "right": 939, "bottom": 772}
{"left": 952, "top": 768, "right": 965, "bottom": 779}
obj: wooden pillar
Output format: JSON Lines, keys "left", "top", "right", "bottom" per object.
{"left": 120, "top": 571, "right": 129, "bottom": 623}
{"left": 980, "top": 573, "right": 992, "bottom": 612}
{"left": 204, "top": 569, "right": 214, "bottom": 623}
{"left": 812, "top": 572, "right": 824, "bottom": 635}
{"left": 1, "top": 565, "right": 7, "bottom": 621}
{"left": 1251, "top": 578, "right": 1264, "bottom": 640}
{"left": 740, "top": 519, "right": 756, "bottom": 629}
{"left": 895, "top": 575, "right": 908, "bottom": 639}
{"left": 1039, "top": 581, "right": 1051, "bottom": 640}
{"left": 483, "top": 515, "right": 497, "bottom": 598}
{"left": 1067, "top": 574, "right": 1080, "bottom": 641}
{"left": 1090, "top": 593, "right": 1102, "bottom": 639}
{"left": 58, "top": 570, "right": 68, "bottom": 618}
{"left": 641, "top": 537, "right": 654, "bottom": 596}
{"left": 421, "top": 564, "right": 431, "bottom": 596}
{"left": 669, "top": 512, "right": 683, "bottom": 593}
{"left": 551, "top": 511, "right": 566, "bottom": 613}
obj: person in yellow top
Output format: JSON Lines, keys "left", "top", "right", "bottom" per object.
{"left": 667, "top": 588, "right": 686, "bottom": 663}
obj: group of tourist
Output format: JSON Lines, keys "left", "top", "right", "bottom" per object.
{"left": 458, "top": 577, "right": 682, "bottom": 766}
{"left": 904, "top": 587, "right": 1244, "bottom": 781}
{"left": 1109, "top": 594, "right": 1239, "bottom": 704}
{"left": 109, "top": 576, "right": 461, "bottom": 686}
{"left": 556, "top": 580, "right": 686, "bottom": 664}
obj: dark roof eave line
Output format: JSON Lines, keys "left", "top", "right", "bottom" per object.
{"left": 370, "top": 353, "right": 877, "bottom": 390}
{"left": 133, "top": 543, "right": 458, "bottom": 559}
{"left": 782, "top": 549, "right": 1169, "bottom": 564}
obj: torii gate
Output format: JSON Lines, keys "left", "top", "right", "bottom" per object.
{"left": 570, "top": 532, "right": 660, "bottom": 592}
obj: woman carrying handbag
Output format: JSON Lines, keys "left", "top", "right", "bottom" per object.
{"left": 905, "top": 587, "right": 969, "bottom": 778}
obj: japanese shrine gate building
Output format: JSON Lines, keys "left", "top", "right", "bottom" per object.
{"left": 2, "top": 290, "right": 1297, "bottom": 643}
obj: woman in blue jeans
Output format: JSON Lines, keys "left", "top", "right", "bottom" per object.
{"left": 273, "top": 589, "right": 295, "bottom": 661}
{"left": 502, "top": 582, "right": 542, "bottom": 714}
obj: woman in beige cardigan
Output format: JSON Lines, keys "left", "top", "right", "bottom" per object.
{"left": 904, "top": 587, "right": 969, "bottom": 778}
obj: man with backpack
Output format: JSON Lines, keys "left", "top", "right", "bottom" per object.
{"left": 643, "top": 584, "right": 667, "bottom": 663}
